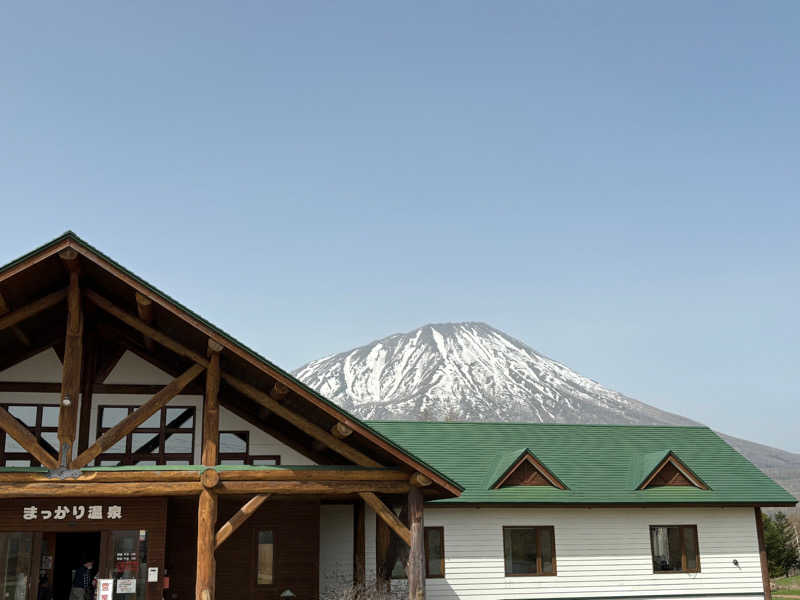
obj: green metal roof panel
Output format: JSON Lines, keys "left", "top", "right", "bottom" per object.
{"left": 366, "top": 421, "right": 797, "bottom": 506}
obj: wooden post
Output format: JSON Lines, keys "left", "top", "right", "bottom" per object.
{"left": 202, "top": 341, "right": 222, "bottom": 466}
{"left": 755, "top": 507, "right": 772, "bottom": 600}
{"left": 57, "top": 250, "right": 83, "bottom": 466}
{"left": 353, "top": 499, "right": 366, "bottom": 588}
{"left": 407, "top": 486, "right": 425, "bottom": 600}
{"left": 196, "top": 488, "right": 218, "bottom": 600}
{"left": 375, "top": 511, "right": 391, "bottom": 593}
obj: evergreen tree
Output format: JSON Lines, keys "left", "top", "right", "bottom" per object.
{"left": 764, "top": 511, "right": 800, "bottom": 577}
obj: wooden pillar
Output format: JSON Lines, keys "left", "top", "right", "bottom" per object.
{"left": 196, "top": 488, "right": 218, "bottom": 600}
{"left": 57, "top": 250, "right": 83, "bottom": 467}
{"left": 375, "top": 511, "right": 391, "bottom": 593}
{"left": 407, "top": 486, "right": 425, "bottom": 600}
{"left": 202, "top": 341, "right": 222, "bottom": 466}
{"left": 353, "top": 499, "right": 366, "bottom": 588}
{"left": 755, "top": 507, "right": 772, "bottom": 600}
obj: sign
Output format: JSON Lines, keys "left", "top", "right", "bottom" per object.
{"left": 147, "top": 567, "right": 158, "bottom": 583}
{"left": 116, "top": 579, "right": 136, "bottom": 594}
{"left": 97, "top": 579, "right": 114, "bottom": 600}
{"left": 22, "top": 504, "right": 123, "bottom": 522}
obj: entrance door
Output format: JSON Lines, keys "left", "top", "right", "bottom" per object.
{"left": 0, "top": 532, "right": 35, "bottom": 600}
{"left": 51, "top": 532, "right": 101, "bottom": 600}
{"left": 99, "top": 530, "right": 149, "bottom": 600}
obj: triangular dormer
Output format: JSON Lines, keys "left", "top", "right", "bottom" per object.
{"left": 490, "top": 448, "right": 567, "bottom": 490}
{"left": 637, "top": 451, "right": 709, "bottom": 490}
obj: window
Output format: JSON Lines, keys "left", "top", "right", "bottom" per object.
{"left": 425, "top": 527, "right": 445, "bottom": 578}
{"left": 96, "top": 405, "right": 195, "bottom": 465}
{"left": 503, "top": 526, "right": 556, "bottom": 576}
{"left": 255, "top": 530, "right": 274, "bottom": 585}
{"left": 390, "top": 527, "right": 446, "bottom": 579}
{"left": 0, "top": 404, "right": 58, "bottom": 466}
{"left": 218, "top": 431, "right": 281, "bottom": 465}
{"left": 650, "top": 525, "right": 700, "bottom": 573}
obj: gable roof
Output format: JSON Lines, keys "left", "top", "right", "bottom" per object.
{"left": 367, "top": 421, "right": 797, "bottom": 506}
{"left": 488, "top": 447, "right": 567, "bottom": 490}
{"left": 634, "top": 450, "right": 708, "bottom": 490}
{"left": 0, "top": 232, "right": 461, "bottom": 496}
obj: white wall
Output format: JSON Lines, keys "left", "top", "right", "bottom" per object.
{"left": 320, "top": 504, "right": 355, "bottom": 598}
{"left": 323, "top": 505, "right": 766, "bottom": 600}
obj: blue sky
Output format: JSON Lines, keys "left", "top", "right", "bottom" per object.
{"left": 1, "top": 2, "right": 798, "bottom": 451}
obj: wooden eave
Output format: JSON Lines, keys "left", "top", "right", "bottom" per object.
{"left": 0, "top": 232, "right": 462, "bottom": 498}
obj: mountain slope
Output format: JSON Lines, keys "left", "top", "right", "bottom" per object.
{"left": 294, "top": 322, "right": 800, "bottom": 503}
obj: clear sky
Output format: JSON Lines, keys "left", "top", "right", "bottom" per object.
{"left": 1, "top": 2, "right": 798, "bottom": 451}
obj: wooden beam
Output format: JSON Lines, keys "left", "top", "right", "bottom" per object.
{"left": 359, "top": 492, "right": 411, "bottom": 546}
{"left": 0, "top": 291, "right": 31, "bottom": 346}
{"left": 375, "top": 509, "right": 392, "bottom": 593}
{"left": 353, "top": 498, "right": 366, "bottom": 587}
{"left": 331, "top": 422, "right": 353, "bottom": 439}
{"left": 755, "top": 507, "right": 772, "bottom": 600}
{"left": 202, "top": 341, "right": 221, "bottom": 467}
{"left": 0, "top": 481, "right": 201, "bottom": 498}
{"left": 0, "top": 470, "right": 204, "bottom": 483}
{"left": 70, "top": 364, "right": 205, "bottom": 468}
{"left": 215, "top": 494, "right": 270, "bottom": 549}
{"left": 0, "top": 288, "right": 67, "bottom": 332}
{"left": 410, "top": 473, "right": 432, "bottom": 488}
{"left": 223, "top": 376, "right": 382, "bottom": 468}
{"left": 0, "top": 406, "right": 58, "bottom": 469}
{"left": 57, "top": 251, "right": 83, "bottom": 466}
{"left": 85, "top": 289, "right": 383, "bottom": 468}
{"left": 77, "top": 332, "right": 97, "bottom": 453}
{"left": 196, "top": 488, "right": 217, "bottom": 600}
{"left": 219, "top": 480, "right": 410, "bottom": 495}
{"left": 407, "top": 486, "right": 425, "bottom": 600}
{"left": 135, "top": 293, "right": 155, "bottom": 351}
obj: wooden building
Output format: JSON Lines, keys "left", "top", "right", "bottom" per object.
{"left": 0, "top": 233, "right": 795, "bottom": 600}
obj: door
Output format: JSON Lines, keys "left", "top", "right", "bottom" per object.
{"left": 99, "top": 530, "right": 149, "bottom": 600}
{"left": 0, "top": 532, "right": 35, "bottom": 600}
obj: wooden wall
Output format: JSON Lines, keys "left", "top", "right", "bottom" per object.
{"left": 166, "top": 497, "right": 320, "bottom": 600}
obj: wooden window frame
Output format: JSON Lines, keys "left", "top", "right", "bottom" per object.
{"left": 218, "top": 430, "right": 250, "bottom": 464}
{"left": 95, "top": 405, "right": 195, "bottom": 466}
{"left": 424, "top": 526, "right": 445, "bottom": 579}
{"left": 502, "top": 526, "right": 557, "bottom": 577}
{"left": 649, "top": 525, "right": 701, "bottom": 574}
{"left": 253, "top": 528, "right": 277, "bottom": 588}
{"left": 0, "top": 403, "right": 59, "bottom": 466}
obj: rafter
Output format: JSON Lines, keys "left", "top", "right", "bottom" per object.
{"left": 70, "top": 364, "right": 205, "bottom": 469}
{"left": 0, "top": 291, "right": 31, "bottom": 346}
{"left": 135, "top": 292, "right": 155, "bottom": 351}
{"left": 0, "top": 288, "right": 67, "bottom": 332}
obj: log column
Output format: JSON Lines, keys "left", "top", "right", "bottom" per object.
{"left": 375, "top": 513, "right": 391, "bottom": 593}
{"left": 202, "top": 340, "right": 222, "bottom": 466}
{"left": 353, "top": 499, "right": 366, "bottom": 589}
{"left": 196, "top": 486, "right": 218, "bottom": 600}
{"left": 407, "top": 486, "right": 425, "bottom": 600}
{"left": 57, "top": 250, "right": 83, "bottom": 466}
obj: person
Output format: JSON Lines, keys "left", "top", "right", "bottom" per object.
{"left": 37, "top": 573, "right": 51, "bottom": 600}
{"left": 70, "top": 557, "right": 94, "bottom": 600}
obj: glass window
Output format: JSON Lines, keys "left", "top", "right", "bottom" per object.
{"left": 425, "top": 527, "right": 445, "bottom": 578}
{"left": 251, "top": 456, "right": 280, "bottom": 466}
{"left": 8, "top": 405, "right": 36, "bottom": 426}
{"left": 41, "top": 406, "right": 60, "bottom": 427}
{"left": 96, "top": 406, "right": 195, "bottom": 466}
{"left": 650, "top": 525, "right": 700, "bottom": 573}
{"left": 108, "top": 530, "right": 148, "bottom": 600}
{"left": 503, "top": 527, "right": 556, "bottom": 576}
{"left": 0, "top": 404, "right": 59, "bottom": 466}
{"left": 220, "top": 432, "right": 248, "bottom": 454}
{"left": 256, "top": 530, "right": 274, "bottom": 586}
{"left": 0, "top": 532, "right": 34, "bottom": 599}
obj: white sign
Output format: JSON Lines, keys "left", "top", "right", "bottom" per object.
{"left": 21, "top": 504, "right": 123, "bottom": 521}
{"left": 116, "top": 579, "right": 136, "bottom": 594}
{"left": 147, "top": 567, "right": 158, "bottom": 583}
{"left": 97, "top": 579, "right": 114, "bottom": 600}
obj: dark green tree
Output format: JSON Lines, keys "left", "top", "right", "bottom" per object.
{"left": 763, "top": 511, "right": 799, "bottom": 577}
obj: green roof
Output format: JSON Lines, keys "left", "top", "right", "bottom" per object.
{"left": 367, "top": 421, "right": 797, "bottom": 506}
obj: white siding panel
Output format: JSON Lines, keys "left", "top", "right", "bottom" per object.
{"left": 218, "top": 407, "right": 315, "bottom": 465}
{"left": 364, "top": 506, "right": 764, "bottom": 600}
{"left": 320, "top": 505, "right": 355, "bottom": 598}
{"left": 0, "top": 348, "right": 62, "bottom": 382}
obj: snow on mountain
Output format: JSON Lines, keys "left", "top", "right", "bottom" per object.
{"left": 294, "top": 321, "right": 800, "bottom": 504}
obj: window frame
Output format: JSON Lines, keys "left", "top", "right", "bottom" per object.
{"left": 649, "top": 525, "right": 701, "bottom": 574}
{"left": 0, "top": 403, "right": 59, "bottom": 467}
{"left": 95, "top": 404, "right": 195, "bottom": 466}
{"left": 217, "top": 430, "right": 281, "bottom": 465}
{"left": 424, "top": 526, "right": 445, "bottom": 578}
{"left": 502, "top": 526, "right": 557, "bottom": 577}
{"left": 253, "top": 528, "right": 277, "bottom": 588}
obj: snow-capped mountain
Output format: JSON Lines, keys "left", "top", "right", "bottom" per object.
{"left": 294, "top": 321, "right": 800, "bottom": 503}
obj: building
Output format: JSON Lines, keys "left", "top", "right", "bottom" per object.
{"left": 0, "top": 232, "right": 794, "bottom": 600}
